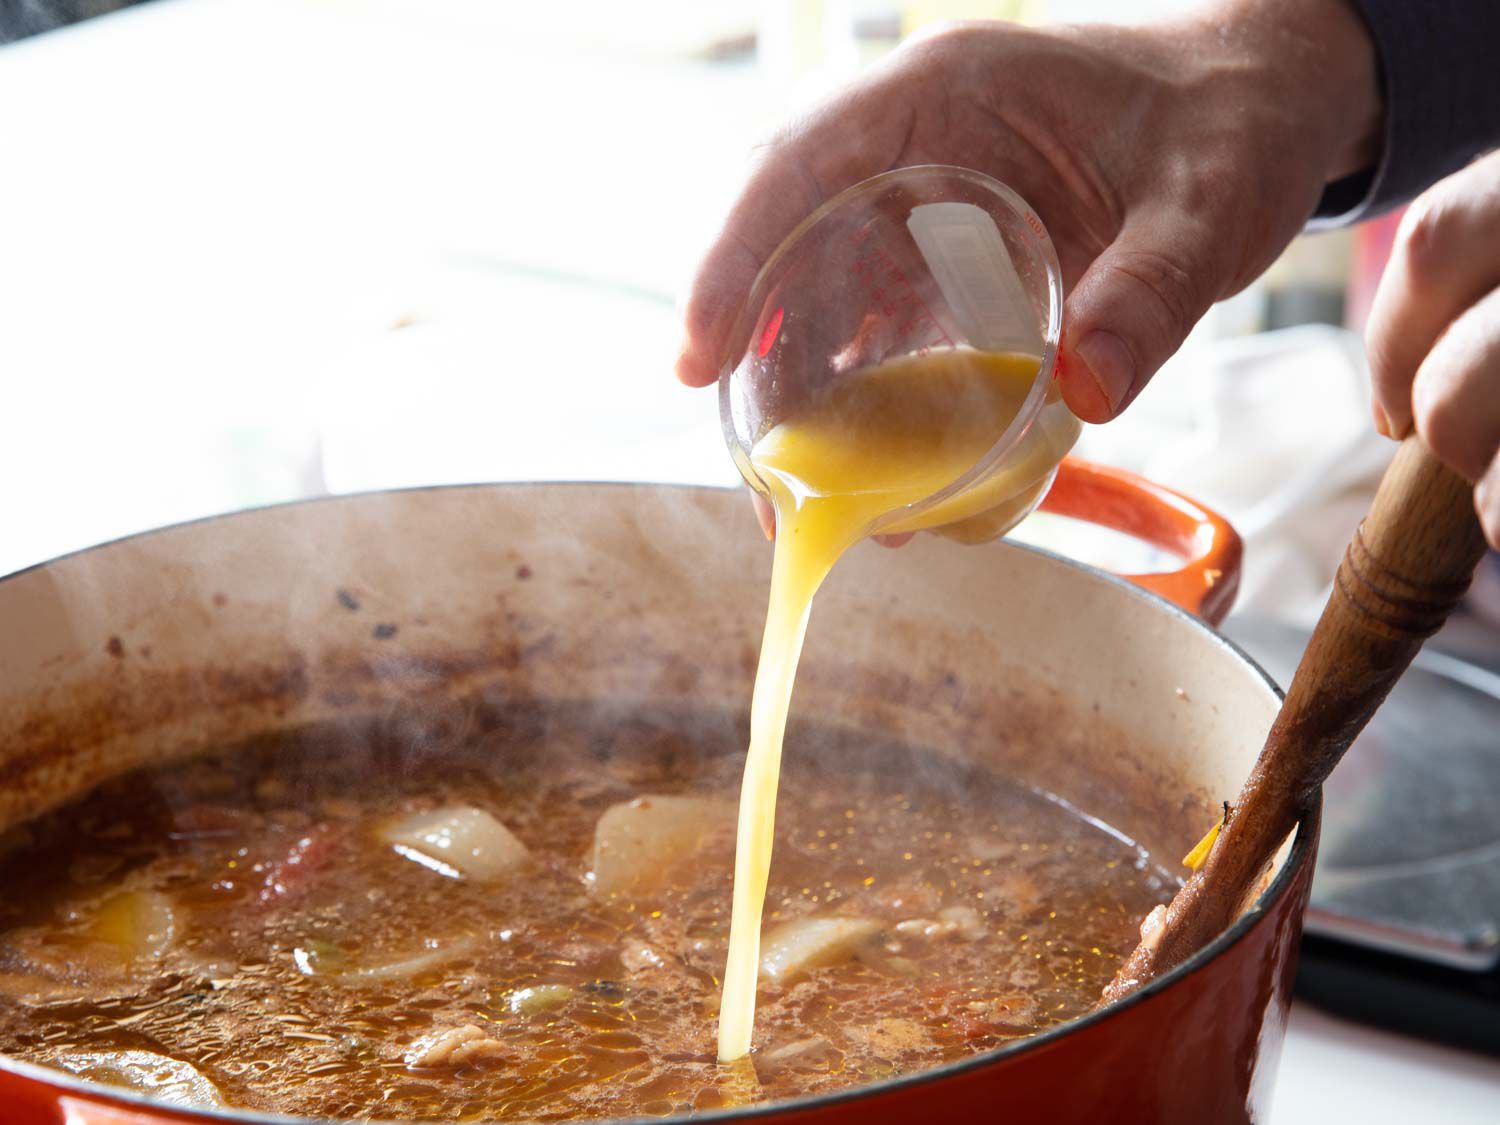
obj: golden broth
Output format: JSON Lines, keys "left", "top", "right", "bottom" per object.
{"left": 719, "top": 349, "right": 1071, "bottom": 1060}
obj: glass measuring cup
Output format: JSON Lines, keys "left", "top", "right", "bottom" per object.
{"left": 719, "top": 165, "right": 1079, "bottom": 544}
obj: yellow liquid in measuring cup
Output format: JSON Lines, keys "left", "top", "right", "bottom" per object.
{"left": 717, "top": 348, "right": 1072, "bottom": 1061}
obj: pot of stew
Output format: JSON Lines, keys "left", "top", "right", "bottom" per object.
{"left": 0, "top": 462, "right": 1313, "bottom": 1125}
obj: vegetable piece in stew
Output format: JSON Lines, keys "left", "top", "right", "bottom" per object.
{"left": 0, "top": 702, "right": 1176, "bottom": 1121}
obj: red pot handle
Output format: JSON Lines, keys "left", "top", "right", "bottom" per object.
{"left": 1038, "top": 457, "right": 1242, "bottom": 625}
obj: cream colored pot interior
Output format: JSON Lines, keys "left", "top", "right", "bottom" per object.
{"left": 0, "top": 484, "right": 1280, "bottom": 881}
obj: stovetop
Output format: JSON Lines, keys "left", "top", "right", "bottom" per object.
{"left": 1222, "top": 613, "right": 1500, "bottom": 1054}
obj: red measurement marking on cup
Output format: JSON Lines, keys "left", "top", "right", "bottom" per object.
{"left": 847, "top": 241, "right": 953, "bottom": 347}
{"left": 757, "top": 306, "right": 784, "bottom": 357}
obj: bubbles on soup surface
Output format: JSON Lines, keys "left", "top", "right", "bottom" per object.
{"left": 0, "top": 702, "right": 1175, "bottom": 1120}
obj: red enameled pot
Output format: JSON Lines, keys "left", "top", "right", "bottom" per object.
{"left": 0, "top": 460, "right": 1312, "bottom": 1125}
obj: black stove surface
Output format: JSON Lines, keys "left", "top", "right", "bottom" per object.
{"left": 1222, "top": 614, "right": 1500, "bottom": 1054}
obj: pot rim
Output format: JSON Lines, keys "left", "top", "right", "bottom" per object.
{"left": 0, "top": 480, "right": 1315, "bottom": 1125}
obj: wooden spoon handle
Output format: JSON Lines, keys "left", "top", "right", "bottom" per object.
{"left": 1257, "top": 436, "right": 1491, "bottom": 798}
{"left": 1105, "top": 436, "right": 1488, "bottom": 999}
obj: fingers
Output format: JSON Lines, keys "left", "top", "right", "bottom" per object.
{"left": 675, "top": 147, "right": 821, "bottom": 388}
{"left": 1363, "top": 152, "right": 1500, "bottom": 550}
{"left": 675, "top": 119, "right": 870, "bottom": 388}
{"left": 1477, "top": 456, "right": 1500, "bottom": 551}
{"left": 1409, "top": 284, "right": 1500, "bottom": 483}
{"left": 1365, "top": 151, "right": 1500, "bottom": 437}
{"left": 751, "top": 491, "right": 775, "bottom": 541}
{"left": 1059, "top": 207, "right": 1226, "bottom": 422}
{"left": 675, "top": 58, "right": 923, "bottom": 388}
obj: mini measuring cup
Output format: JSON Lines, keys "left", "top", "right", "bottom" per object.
{"left": 719, "top": 165, "right": 1078, "bottom": 543}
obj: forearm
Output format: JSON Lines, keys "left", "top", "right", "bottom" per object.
{"left": 1179, "top": 0, "right": 1383, "bottom": 187}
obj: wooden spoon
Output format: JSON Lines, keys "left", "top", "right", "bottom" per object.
{"left": 1104, "top": 435, "right": 1490, "bottom": 1002}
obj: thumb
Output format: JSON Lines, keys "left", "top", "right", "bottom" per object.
{"left": 1059, "top": 211, "right": 1223, "bottom": 423}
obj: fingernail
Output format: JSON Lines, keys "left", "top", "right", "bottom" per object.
{"left": 1073, "top": 331, "right": 1136, "bottom": 417}
{"left": 1372, "top": 406, "right": 1392, "bottom": 438}
{"left": 752, "top": 495, "right": 776, "bottom": 541}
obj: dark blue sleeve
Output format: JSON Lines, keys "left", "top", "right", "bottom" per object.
{"left": 1313, "top": 0, "right": 1500, "bottom": 225}
{"left": 1, "top": 2, "right": 143, "bottom": 44}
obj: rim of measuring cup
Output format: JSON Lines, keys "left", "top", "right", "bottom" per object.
{"left": 717, "top": 164, "right": 1065, "bottom": 534}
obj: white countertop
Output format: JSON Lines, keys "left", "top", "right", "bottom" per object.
{"left": 2, "top": 3, "right": 1498, "bottom": 1120}
{"left": 1277, "top": 1006, "right": 1499, "bottom": 1123}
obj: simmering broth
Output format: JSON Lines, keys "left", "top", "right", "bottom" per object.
{"left": 0, "top": 701, "right": 1174, "bottom": 1120}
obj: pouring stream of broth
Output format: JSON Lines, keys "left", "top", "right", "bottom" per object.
{"left": 718, "top": 348, "right": 1046, "bottom": 1062}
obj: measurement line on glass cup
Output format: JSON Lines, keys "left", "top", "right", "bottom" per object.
{"left": 848, "top": 234, "right": 953, "bottom": 351}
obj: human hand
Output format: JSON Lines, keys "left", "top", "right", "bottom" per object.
{"left": 677, "top": 1, "right": 1381, "bottom": 427}
{"left": 1365, "top": 149, "right": 1500, "bottom": 549}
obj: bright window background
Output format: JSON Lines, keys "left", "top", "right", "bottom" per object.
{"left": 0, "top": 0, "right": 1298, "bottom": 576}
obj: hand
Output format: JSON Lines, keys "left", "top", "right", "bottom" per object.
{"left": 1365, "top": 149, "right": 1500, "bottom": 549}
{"left": 677, "top": 1, "right": 1381, "bottom": 426}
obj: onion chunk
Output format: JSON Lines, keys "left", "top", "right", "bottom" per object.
{"left": 759, "top": 917, "right": 880, "bottom": 982}
{"left": 53, "top": 1050, "right": 224, "bottom": 1107}
{"left": 87, "top": 891, "right": 177, "bottom": 960}
{"left": 506, "top": 983, "right": 574, "bottom": 1015}
{"left": 380, "top": 806, "right": 527, "bottom": 881}
{"left": 293, "top": 935, "right": 478, "bottom": 984}
{"left": 588, "top": 795, "right": 729, "bottom": 897}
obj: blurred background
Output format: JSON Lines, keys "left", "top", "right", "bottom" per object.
{"left": 0, "top": 0, "right": 1421, "bottom": 620}
{"left": 3, "top": 2, "right": 1500, "bottom": 1119}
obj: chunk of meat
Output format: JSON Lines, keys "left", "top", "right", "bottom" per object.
{"left": 588, "top": 795, "right": 730, "bottom": 897}
{"left": 53, "top": 1050, "right": 224, "bottom": 1107}
{"left": 405, "top": 1025, "right": 511, "bottom": 1068}
{"left": 167, "top": 804, "right": 258, "bottom": 841}
{"left": 846, "top": 1017, "right": 934, "bottom": 1057}
{"left": 938, "top": 905, "right": 986, "bottom": 940}
{"left": 759, "top": 917, "right": 881, "bottom": 982}
{"left": 976, "top": 993, "right": 1041, "bottom": 1032}
{"left": 259, "top": 828, "right": 334, "bottom": 905}
{"left": 928, "top": 988, "right": 1042, "bottom": 1040}
{"left": 965, "top": 835, "right": 1017, "bottom": 863}
{"left": 893, "top": 905, "right": 985, "bottom": 942}
{"left": 381, "top": 806, "right": 528, "bottom": 882}
{"left": 619, "top": 941, "right": 666, "bottom": 974}
{"left": 872, "top": 879, "right": 942, "bottom": 916}
{"left": 985, "top": 871, "right": 1043, "bottom": 918}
